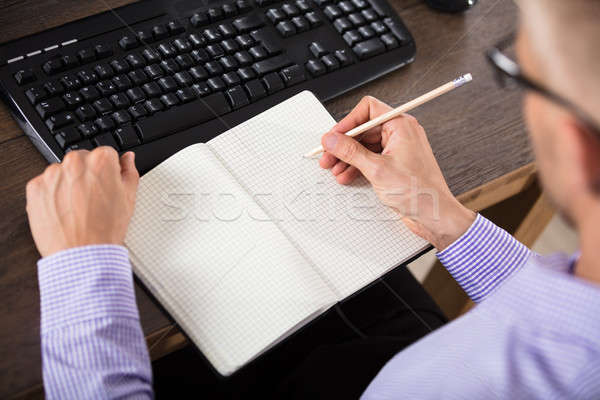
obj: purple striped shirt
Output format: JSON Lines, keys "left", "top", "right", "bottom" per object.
{"left": 37, "top": 215, "right": 600, "bottom": 399}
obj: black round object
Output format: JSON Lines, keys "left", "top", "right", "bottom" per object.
{"left": 425, "top": 0, "right": 478, "bottom": 13}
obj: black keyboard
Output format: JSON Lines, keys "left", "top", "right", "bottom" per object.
{"left": 0, "top": 0, "right": 415, "bottom": 173}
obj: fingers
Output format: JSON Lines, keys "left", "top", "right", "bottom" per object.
{"left": 336, "top": 165, "right": 360, "bottom": 185}
{"left": 119, "top": 151, "right": 140, "bottom": 201}
{"left": 321, "top": 131, "right": 380, "bottom": 177}
{"left": 334, "top": 96, "right": 392, "bottom": 133}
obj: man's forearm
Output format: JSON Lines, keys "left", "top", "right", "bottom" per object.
{"left": 436, "top": 214, "right": 532, "bottom": 302}
{"left": 38, "top": 245, "right": 153, "bottom": 399}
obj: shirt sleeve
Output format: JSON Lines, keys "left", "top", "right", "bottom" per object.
{"left": 436, "top": 214, "right": 532, "bottom": 303}
{"left": 38, "top": 245, "right": 153, "bottom": 399}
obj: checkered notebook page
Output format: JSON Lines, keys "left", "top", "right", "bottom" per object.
{"left": 125, "top": 144, "right": 337, "bottom": 376}
{"left": 209, "top": 91, "right": 428, "bottom": 299}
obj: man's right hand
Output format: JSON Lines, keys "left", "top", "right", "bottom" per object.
{"left": 320, "top": 96, "right": 475, "bottom": 250}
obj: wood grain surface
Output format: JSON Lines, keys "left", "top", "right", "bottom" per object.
{"left": 0, "top": 0, "right": 532, "bottom": 397}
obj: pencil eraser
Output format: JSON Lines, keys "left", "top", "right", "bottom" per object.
{"left": 464, "top": 73, "right": 473, "bottom": 82}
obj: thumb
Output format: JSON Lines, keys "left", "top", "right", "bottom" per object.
{"left": 120, "top": 151, "right": 139, "bottom": 198}
{"left": 322, "top": 132, "right": 379, "bottom": 175}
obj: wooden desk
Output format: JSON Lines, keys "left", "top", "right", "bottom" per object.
{"left": 0, "top": 0, "right": 547, "bottom": 398}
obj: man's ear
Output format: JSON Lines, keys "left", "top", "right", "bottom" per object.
{"left": 563, "top": 116, "right": 600, "bottom": 195}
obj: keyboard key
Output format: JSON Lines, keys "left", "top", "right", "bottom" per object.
{"left": 54, "top": 126, "right": 81, "bottom": 149}
{"left": 334, "top": 49, "right": 354, "bottom": 65}
{"left": 237, "top": 0, "right": 252, "bottom": 12}
{"left": 142, "top": 49, "right": 161, "bottom": 63}
{"left": 338, "top": 1, "right": 355, "bottom": 13}
{"left": 251, "top": 29, "right": 282, "bottom": 55}
{"left": 262, "top": 72, "right": 285, "bottom": 93}
{"left": 343, "top": 30, "right": 362, "bottom": 46}
{"left": 60, "top": 74, "right": 82, "bottom": 90}
{"left": 232, "top": 15, "right": 264, "bottom": 33}
{"left": 276, "top": 21, "right": 296, "bottom": 37}
{"left": 114, "top": 126, "right": 140, "bottom": 149}
{"left": 119, "top": 35, "right": 139, "bottom": 50}
{"left": 112, "top": 110, "right": 132, "bottom": 125}
{"left": 126, "top": 53, "right": 146, "bottom": 69}
{"left": 75, "top": 104, "right": 97, "bottom": 121}
{"left": 207, "top": 77, "right": 226, "bottom": 91}
{"left": 351, "top": 0, "right": 368, "bottom": 9}
{"left": 126, "top": 87, "right": 146, "bottom": 103}
{"left": 333, "top": 17, "right": 352, "bottom": 33}
{"left": 189, "top": 65, "right": 209, "bottom": 81}
{"left": 236, "top": 34, "right": 254, "bottom": 49}
{"left": 266, "top": 9, "right": 286, "bottom": 24}
{"left": 188, "top": 33, "right": 206, "bottom": 48}
{"left": 205, "top": 61, "right": 224, "bottom": 76}
{"left": 158, "top": 43, "right": 177, "bottom": 58}
{"left": 78, "top": 69, "right": 99, "bottom": 85}
{"left": 160, "top": 59, "right": 180, "bottom": 74}
{"left": 145, "top": 64, "right": 164, "bottom": 80}
{"left": 296, "top": 0, "right": 311, "bottom": 11}
{"left": 249, "top": 45, "right": 268, "bottom": 60}
{"left": 93, "top": 132, "right": 120, "bottom": 150}
{"left": 128, "top": 104, "right": 148, "bottom": 120}
{"left": 282, "top": 3, "right": 300, "bottom": 17}
{"left": 371, "top": 20, "right": 387, "bottom": 34}
{"left": 62, "top": 55, "right": 79, "bottom": 69}
{"left": 305, "top": 58, "right": 326, "bottom": 76}
{"left": 174, "top": 71, "right": 194, "bottom": 86}
{"left": 292, "top": 16, "right": 309, "bottom": 32}
{"left": 137, "top": 28, "right": 154, "bottom": 43}
{"left": 348, "top": 12, "right": 366, "bottom": 26}
{"left": 237, "top": 67, "right": 256, "bottom": 81}
{"left": 142, "top": 81, "right": 162, "bottom": 97}
{"left": 25, "top": 86, "right": 47, "bottom": 104}
{"left": 220, "top": 56, "right": 238, "bottom": 71}
{"left": 136, "top": 92, "right": 231, "bottom": 142}
{"left": 144, "top": 98, "right": 164, "bottom": 114}
{"left": 234, "top": 51, "right": 253, "bottom": 66}
{"left": 362, "top": 8, "right": 378, "bottom": 22}
{"left": 167, "top": 20, "right": 186, "bottom": 35}
{"left": 152, "top": 25, "right": 169, "bottom": 40}
{"left": 305, "top": 12, "right": 322, "bottom": 27}
{"left": 225, "top": 85, "right": 250, "bottom": 109}
{"left": 244, "top": 79, "right": 267, "bottom": 101}
{"left": 36, "top": 98, "right": 65, "bottom": 118}
{"left": 110, "top": 60, "right": 131, "bottom": 74}
{"left": 94, "top": 63, "right": 114, "bottom": 79}
{"left": 110, "top": 93, "right": 131, "bottom": 109}
{"left": 43, "top": 59, "right": 64, "bottom": 75}
{"left": 190, "top": 12, "right": 209, "bottom": 28}
{"left": 358, "top": 26, "right": 375, "bottom": 39}
{"left": 46, "top": 111, "right": 76, "bottom": 131}
{"left": 309, "top": 42, "right": 328, "bottom": 58}
{"left": 173, "top": 38, "right": 192, "bottom": 53}
{"left": 380, "top": 33, "right": 398, "bottom": 49}
{"left": 158, "top": 76, "right": 178, "bottom": 92}
{"left": 218, "top": 23, "right": 237, "bottom": 38}
{"left": 128, "top": 69, "right": 149, "bottom": 86}
{"left": 279, "top": 64, "right": 306, "bottom": 86}
{"left": 191, "top": 48, "right": 210, "bottom": 63}
{"left": 78, "top": 122, "right": 99, "bottom": 137}
{"left": 112, "top": 74, "right": 132, "bottom": 91}
{"left": 222, "top": 71, "right": 241, "bottom": 86}
{"left": 95, "top": 115, "right": 116, "bottom": 132}
{"left": 96, "top": 80, "right": 117, "bottom": 96}
{"left": 192, "top": 82, "right": 211, "bottom": 97}
{"left": 207, "top": 44, "right": 225, "bottom": 58}
{"left": 95, "top": 44, "right": 113, "bottom": 58}
{"left": 14, "top": 69, "right": 36, "bottom": 85}
{"left": 352, "top": 37, "right": 385, "bottom": 59}
{"left": 93, "top": 98, "right": 113, "bottom": 114}
{"left": 80, "top": 86, "right": 100, "bottom": 102}
{"left": 78, "top": 48, "right": 96, "bottom": 63}
{"left": 383, "top": 17, "right": 409, "bottom": 44}
{"left": 203, "top": 28, "right": 222, "bottom": 43}
{"left": 63, "top": 91, "right": 84, "bottom": 108}
{"left": 324, "top": 5, "right": 342, "bottom": 20}
{"left": 44, "top": 80, "right": 65, "bottom": 96}
{"left": 176, "top": 88, "right": 197, "bottom": 103}
{"left": 321, "top": 54, "right": 340, "bottom": 71}
{"left": 221, "top": 39, "right": 240, "bottom": 54}
{"left": 252, "top": 54, "right": 293, "bottom": 75}
{"left": 207, "top": 7, "right": 224, "bottom": 21}
{"left": 222, "top": 2, "right": 237, "bottom": 17}
{"left": 66, "top": 139, "right": 94, "bottom": 152}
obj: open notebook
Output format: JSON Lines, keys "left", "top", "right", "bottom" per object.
{"left": 125, "top": 91, "right": 428, "bottom": 375}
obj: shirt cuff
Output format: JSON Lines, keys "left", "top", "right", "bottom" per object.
{"left": 436, "top": 214, "right": 531, "bottom": 302}
{"left": 38, "top": 245, "right": 140, "bottom": 333}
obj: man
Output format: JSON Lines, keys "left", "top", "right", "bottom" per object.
{"left": 26, "top": 0, "right": 600, "bottom": 398}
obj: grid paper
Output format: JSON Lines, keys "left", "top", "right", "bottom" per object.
{"left": 209, "top": 91, "right": 428, "bottom": 298}
{"left": 125, "top": 144, "right": 337, "bottom": 376}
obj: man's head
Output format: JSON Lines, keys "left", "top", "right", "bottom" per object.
{"left": 516, "top": 0, "right": 600, "bottom": 227}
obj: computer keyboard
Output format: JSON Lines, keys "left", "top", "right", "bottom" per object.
{"left": 0, "top": 0, "right": 415, "bottom": 173}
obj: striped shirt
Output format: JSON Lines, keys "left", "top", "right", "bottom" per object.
{"left": 37, "top": 215, "right": 600, "bottom": 399}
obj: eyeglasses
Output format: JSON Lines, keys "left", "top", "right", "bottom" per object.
{"left": 486, "top": 33, "right": 600, "bottom": 137}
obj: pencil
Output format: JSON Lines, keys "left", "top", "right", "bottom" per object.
{"left": 304, "top": 73, "right": 473, "bottom": 158}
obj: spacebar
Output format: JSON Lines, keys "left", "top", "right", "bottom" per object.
{"left": 136, "top": 93, "right": 231, "bottom": 142}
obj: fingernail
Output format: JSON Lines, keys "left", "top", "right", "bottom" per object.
{"left": 324, "top": 133, "right": 338, "bottom": 151}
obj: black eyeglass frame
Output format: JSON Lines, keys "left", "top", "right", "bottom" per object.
{"left": 486, "top": 33, "right": 600, "bottom": 137}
